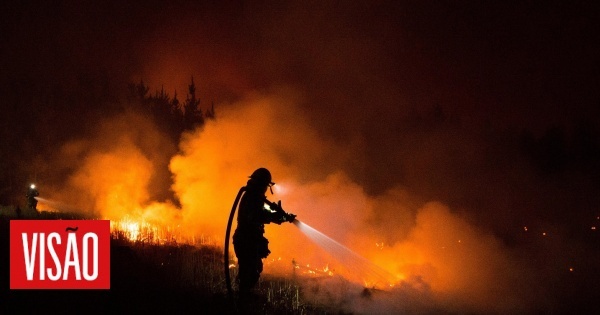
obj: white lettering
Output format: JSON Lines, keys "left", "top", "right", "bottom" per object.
{"left": 39, "top": 233, "right": 45, "bottom": 280}
{"left": 20, "top": 230, "right": 101, "bottom": 282}
{"left": 22, "top": 233, "right": 37, "bottom": 281}
{"left": 47, "top": 233, "right": 61, "bottom": 281}
{"left": 82, "top": 233, "right": 98, "bottom": 280}
{"left": 63, "top": 233, "right": 81, "bottom": 280}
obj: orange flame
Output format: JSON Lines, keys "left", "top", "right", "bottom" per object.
{"left": 44, "top": 91, "right": 530, "bottom": 311}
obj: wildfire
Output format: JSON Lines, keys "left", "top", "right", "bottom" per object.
{"left": 263, "top": 254, "right": 404, "bottom": 291}
{"left": 265, "top": 257, "right": 336, "bottom": 278}
{"left": 298, "top": 262, "right": 335, "bottom": 277}
{"left": 110, "top": 216, "right": 195, "bottom": 245}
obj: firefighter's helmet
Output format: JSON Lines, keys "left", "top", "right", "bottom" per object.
{"left": 249, "top": 168, "right": 275, "bottom": 186}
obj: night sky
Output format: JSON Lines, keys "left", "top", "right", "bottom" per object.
{"left": 2, "top": 1, "right": 600, "bottom": 312}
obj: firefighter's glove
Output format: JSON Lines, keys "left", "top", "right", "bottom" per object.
{"left": 273, "top": 200, "right": 285, "bottom": 214}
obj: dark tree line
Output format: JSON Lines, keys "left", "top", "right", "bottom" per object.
{"left": 127, "top": 76, "right": 216, "bottom": 143}
{"left": 0, "top": 73, "right": 216, "bottom": 205}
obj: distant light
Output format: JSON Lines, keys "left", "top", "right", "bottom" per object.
{"left": 542, "top": 232, "right": 547, "bottom": 236}
{"left": 524, "top": 226, "right": 528, "bottom": 232}
{"left": 569, "top": 267, "right": 574, "bottom": 272}
{"left": 592, "top": 226, "right": 597, "bottom": 230}
{"left": 30, "top": 184, "right": 36, "bottom": 189}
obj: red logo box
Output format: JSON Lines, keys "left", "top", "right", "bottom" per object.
{"left": 10, "top": 220, "right": 110, "bottom": 289}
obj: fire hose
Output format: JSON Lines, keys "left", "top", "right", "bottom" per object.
{"left": 224, "top": 186, "right": 246, "bottom": 300}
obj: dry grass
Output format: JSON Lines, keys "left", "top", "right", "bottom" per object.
{"left": 113, "top": 238, "right": 331, "bottom": 314}
{"left": 2, "top": 208, "right": 335, "bottom": 314}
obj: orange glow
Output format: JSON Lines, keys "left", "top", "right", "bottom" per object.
{"left": 45, "top": 91, "right": 529, "bottom": 311}
{"left": 110, "top": 216, "right": 195, "bottom": 245}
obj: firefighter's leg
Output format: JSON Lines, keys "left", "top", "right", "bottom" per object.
{"left": 238, "top": 255, "right": 262, "bottom": 294}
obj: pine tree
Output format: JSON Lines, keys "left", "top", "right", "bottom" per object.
{"left": 127, "top": 79, "right": 150, "bottom": 101}
{"left": 182, "top": 76, "right": 204, "bottom": 130}
{"left": 171, "top": 90, "right": 180, "bottom": 115}
{"left": 205, "top": 101, "right": 216, "bottom": 120}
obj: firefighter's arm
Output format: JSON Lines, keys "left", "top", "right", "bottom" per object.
{"left": 264, "top": 200, "right": 296, "bottom": 224}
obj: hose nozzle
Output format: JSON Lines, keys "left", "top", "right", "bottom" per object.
{"left": 286, "top": 213, "right": 297, "bottom": 223}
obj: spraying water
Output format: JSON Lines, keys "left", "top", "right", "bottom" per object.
{"left": 293, "top": 220, "right": 397, "bottom": 288}
{"left": 35, "top": 197, "right": 84, "bottom": 213}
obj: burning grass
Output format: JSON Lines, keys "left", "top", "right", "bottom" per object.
{"left": 1, "top": 209, "right": 334, "bottom": 314}
{"left": 110, "top": 216, "right": 198, "bottom": 246}
{"left": 109, "top": 219, "right": 334, "bottom": 314}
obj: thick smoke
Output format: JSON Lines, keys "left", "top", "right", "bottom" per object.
{"left": 168, "top": 88, "right": 545, "bottom": 313}
{"left": 43, "top": 110, "right": 179, "bottom": 224}
{"left": 11, "top": 1, "right": 597, "bottom": 313}
{"left": 36, "top": 86, "right": 575, "bottom": 313}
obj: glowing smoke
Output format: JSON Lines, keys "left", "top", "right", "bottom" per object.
{"left": 167, "top": 88, "right": 541, "bottom": 313}
{"left": 44, "top": 110, "right": 180, "bottom": 224}
{"left": 293, "top": 219, "right": 396, "bottom": 288}
{"left": 42, "top": 89, "right": 545, "bottom": 313}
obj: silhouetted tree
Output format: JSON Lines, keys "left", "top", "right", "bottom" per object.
{"left": 182, "top": 76, "right": 204, "bottom": 130}
{"left": 151, "top": 86, "right": 172, "bottom": 118}
{"left": 171, "top": 90, "right": 180, "bottom": 114}
{"left": 127, "top": 79, "right": 150, "bottom": 103}
{"left": 125, "top": 76, "right": 215, "bottom": 140}
{"left": 205, "top": 101, "right": 216, "bottom": 120}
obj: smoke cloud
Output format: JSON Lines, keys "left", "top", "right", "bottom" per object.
{"left": 165, "top": 88, "right": 547, "bottom": 313}
{"left": 8, "top": 1, "right": 598, "bottom": 313}
{"left": 36, "top": 84, "right": 576, "bottom": 313}
{"left": 43, "top": 110, "right": 178, "bottom": 223}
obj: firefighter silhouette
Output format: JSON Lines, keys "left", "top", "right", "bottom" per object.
{"left": 233, "top": 168, "right": 296, "bottom": 296}
{"left": 26, "top": 184, "right": 39, "bottom": 211}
